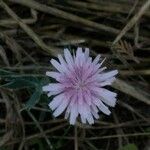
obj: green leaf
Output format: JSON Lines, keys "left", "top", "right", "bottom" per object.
{"left": 0, "top": 69, "right": 13, "bottom": 76}
{"left": 0, "top": 69, "right": 41, "bottom": 82}
{"left": 1, "top": 79, "right": 36, "bottom": 89}
{"left": 0, "top": 69, "right": 44, "bottom": 109}
{"left": 119, "top": 144, "right": 138, "bottom": 150}
{"left": 0, "top": 69, "right": 17, "bottom": 80}
{"left": 25, "top": 87, "right": 42, "bottom": 109}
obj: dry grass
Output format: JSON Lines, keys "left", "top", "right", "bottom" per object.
{"left": 0, "top": 0, "right": 150, "bottom": 150}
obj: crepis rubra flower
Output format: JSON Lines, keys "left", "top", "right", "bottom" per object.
{"left": 43, "top": 48, "right": 118, "bottom": 125}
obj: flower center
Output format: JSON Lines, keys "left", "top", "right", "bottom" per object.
{"left": 75, "top": 81, "right": 85, "bottom": 90}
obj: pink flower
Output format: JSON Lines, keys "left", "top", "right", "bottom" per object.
{"left": 43, "top": 48, "right": 118, "bottom": 125}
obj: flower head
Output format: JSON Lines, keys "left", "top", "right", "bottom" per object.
{"left": 43, "top": 48, "right": 118, "bottom": 125}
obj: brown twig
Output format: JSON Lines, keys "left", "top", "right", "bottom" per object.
{"left": 74, "top": 125, "right": 78, "bottom": 150}
{"left": 113, "top": 0, "right": 150, "bottom": 45}
{"left": 112, "top": 79, "right": 150, "bottom": 105}
{"left": 26, "top": 110, "right": 54, "bottom": 149}
{"left": 0, "top": 1, "right": 61, "bottom": 56}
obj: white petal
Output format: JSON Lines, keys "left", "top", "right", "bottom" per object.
{"left": 80, "top": 53, "right": 86, "bottom": 66}
{"left": 100, "top": 97, "right": 117, "bottom": 107}
{"left": 46, "top": 71, "right": 61, "bottom": 81}
{"left": 82, "top": 63, "right": 94, "bottom": 80}
{"left": 80, "top": 114, "right": 86, "bottom": 124}
{"left": 78, "top": 104, "right": 86, "bottom": 123}
{"left": 84, "top": 90, "right": 92, "bottom": 105}
{"left": 86, "top": 113, "right": 94, "bottom": 124}
{"left": 100, "top": 88, "right": 117, "bottom": 97}
{"left": 57, "top": 54, "right": 63, "bottom": 62}
{"left": 85, "top": 48, "right": 89, "bottom": 60}
{"left": 47, "top": 91, "right": 61, "bottom": 97}
{"left": 48, "top": 94, "right": 63, "bottom": 111}
{"left": 100, "top": 77, "right": 116, "bottom": 86}
{"left": 42, "top": 83, "right": 63, "bottom": 92}
{"left": 70, "top": 94, "right": 77, "bottom": 106}
{"left": 58, "top": 54, "right": 69, "bottom": 73}
{"left": 92, "top": 58, "right": 106, "bottom": 74}
{"left": 83, "top": 57, "right": 92, "bottom": 76}
{"left": 53, "top": 98, "right": 69, "bottom": 117}
{"left": 75, "top": 47, "right": 84, "bottom": 66}
{"left": 99, "top": 57, "right": 106, "bottom": 66}
{"left": 98, "top": 70, "right": 118, "bottom": 81}
{"left": 93, "top": 54, "right": 101, "bottom": 65}
{"left": 93, "top": 98, "right": 111, "bottom": 115}
{"left": 98, "top": 67, "right": 107, "bottom": 73}
{"left": 80, "top": 104, "right": 94, "bottom": 124}
{"left": 78, "top": 104, "right": 84, "bottom": 115}
{"left": 93, "top": 87, "right": 117, "bottom": 107}
{"left": 58, "top": 54, "right": 65, "bottom": 64}
{"left": 77, "top": 89, "right": 84, "bottom": 105}
{"left": 53, "top": 93, "right": 73, "bottom": 118}
{"left": 69, "top": 104, "right": 78, "bottom": 125}
{"left": 50, "top": 59, "right": 63, "bottom": 72}
{"left": 91, "top": 103, "right": 99, "bottom": 113}
{"left": 91, "top": 109, "right": 99, "bottom": 119}
{"left": 76, "top": 47, "right": 83, "bottom": 58}
{"left": 64, "top": 48, "right": 74, "bottom": 64}
{"left": 65, "top": 106, "right": 70, "bottom": 119}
